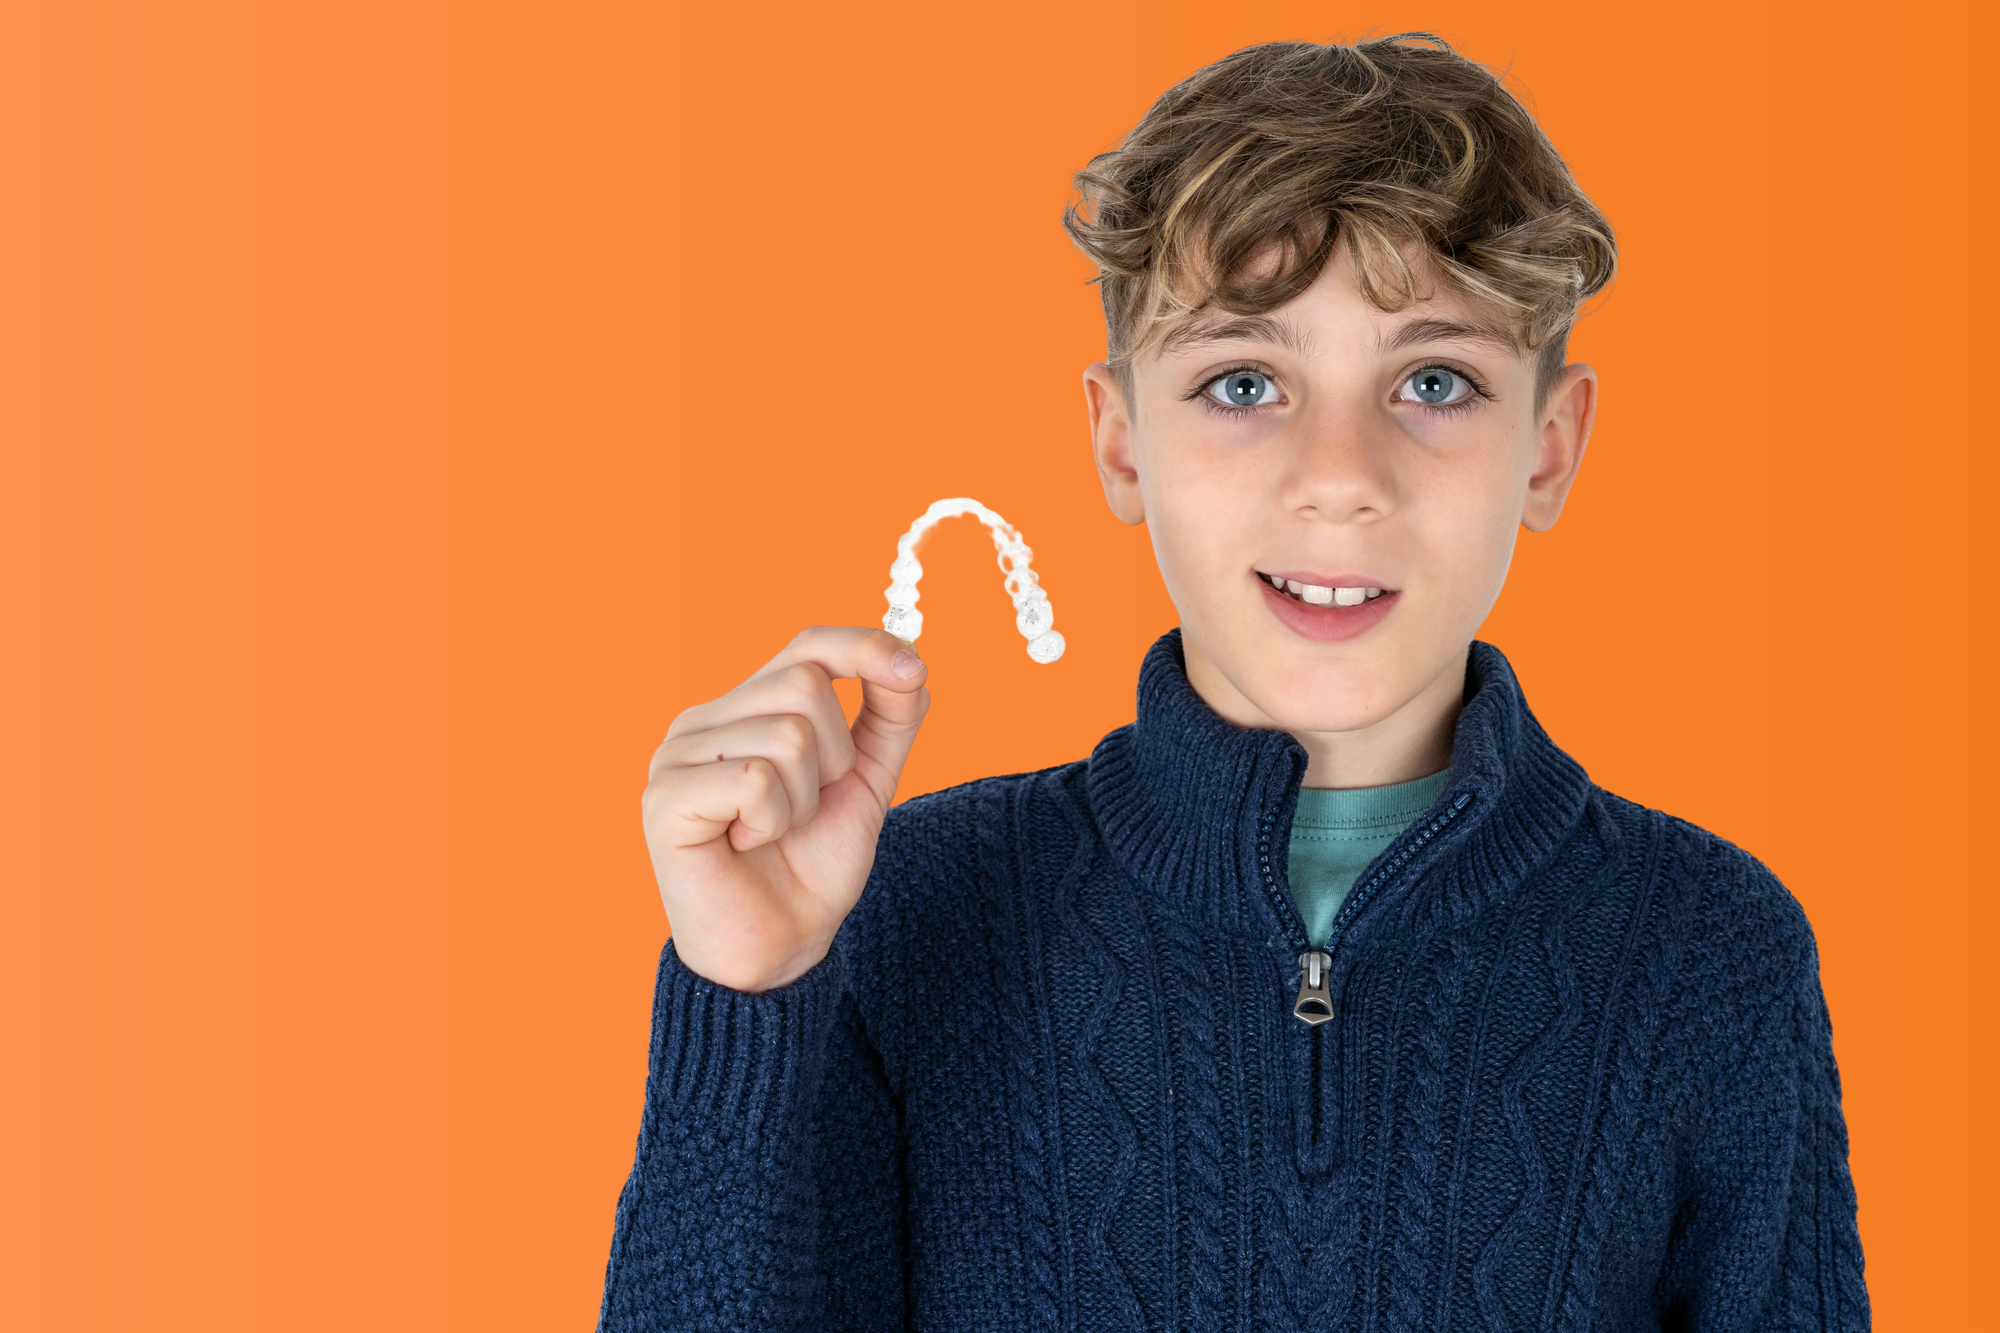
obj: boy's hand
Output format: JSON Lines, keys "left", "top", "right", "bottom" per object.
{"left": 642, "top": 627, "right": 930, "bottom": 992}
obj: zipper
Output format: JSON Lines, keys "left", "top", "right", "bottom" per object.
{"left": 1294, "top": 948, "right": 1334, "bottom": 1025}
{"left": 1258, "top": 791, "right": 1476, "bottom": 1026}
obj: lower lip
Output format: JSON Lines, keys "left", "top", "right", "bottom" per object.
{"left": 1258, "top": 579, "right": 1398, "bottom": 642}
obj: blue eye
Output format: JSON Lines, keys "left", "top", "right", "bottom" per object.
{"left": 1206, "top": 370, "right": 1277, "bottom": 408}
{"left": 1401, "top": 368, "right": 1469, "bottom": 406}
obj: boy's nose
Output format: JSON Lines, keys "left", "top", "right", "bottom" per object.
{"left": 1281, "top": 412, "right": 1398, "bottom": 522}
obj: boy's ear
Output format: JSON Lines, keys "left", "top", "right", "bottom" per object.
{"left": 1083, "top": 363, "right": 1146, "bottom": 526}
{"left": 1521, "top": 362, "right": 1598, "bottom": 533}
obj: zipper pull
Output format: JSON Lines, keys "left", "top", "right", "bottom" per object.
{"left": 1293, "top": 951, "right": 1333, "bottom": 1026}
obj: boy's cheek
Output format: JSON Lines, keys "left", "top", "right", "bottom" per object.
{"left": 1144, "top": 510, "right": 1223, "bottom": 606}
{"left": 1149, "top": 489, "right": 1255, "bottom": 580}
{"left": 1413, "top": 508, "right": 1523, "bottom": 636}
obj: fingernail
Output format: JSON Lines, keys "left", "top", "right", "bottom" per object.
{"left": 891, "top": 650, "right": 923, "bottom": 680}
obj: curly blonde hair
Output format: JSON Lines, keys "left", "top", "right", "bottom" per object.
{"left": 1064, "top": 35, "right": 1616, "bottom": 404}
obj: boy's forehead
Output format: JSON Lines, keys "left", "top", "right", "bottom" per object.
{"left": 1148, "top": 242, "right": 1525, "bottom": 368}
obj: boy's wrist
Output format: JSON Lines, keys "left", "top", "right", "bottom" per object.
{"left": 671, "top": 932, "right": 834, "bottom": 995}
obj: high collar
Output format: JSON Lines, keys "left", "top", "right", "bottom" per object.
{"left": 1084, "top": 630, "right": 1592, "bottom": 941}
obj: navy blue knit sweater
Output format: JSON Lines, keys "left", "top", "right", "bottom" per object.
{"left": 600, "top": 634, "right": 1867, "bottom": 1331}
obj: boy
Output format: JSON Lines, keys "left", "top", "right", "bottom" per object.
{"left": 600, "top": 35, "right": 1866, "bottom": 1332}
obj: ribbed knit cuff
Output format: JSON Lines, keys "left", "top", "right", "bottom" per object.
{"left": 648, "top": 938, "right": 850, "bottom": 1128}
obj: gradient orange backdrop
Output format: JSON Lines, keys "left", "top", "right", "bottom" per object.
{"left": 4, "top": 2, "right": 1994, "bottom": 1327}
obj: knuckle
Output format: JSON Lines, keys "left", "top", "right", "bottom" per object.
{"left": 788, "top": 625, "right": 832, "bottom": 654}
{"left": 641, "top": 772, "right": 680, "bottom": 818}
{"left": 781, "top": 661, "right": 830, "bottom": 705}
{"left": 743, "top": 756, "right": 781, "bottom": 795}
{"left": 776, "top": 713, "right": 816, "bottom": 761}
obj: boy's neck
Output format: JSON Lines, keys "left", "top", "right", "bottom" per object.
{"left": 1181, "top": 635, "right": 1465, "bottom": 790}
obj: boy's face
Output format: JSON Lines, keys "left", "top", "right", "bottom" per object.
{"left": 1084, "top": 246, "right": 1596, "bottom": 759}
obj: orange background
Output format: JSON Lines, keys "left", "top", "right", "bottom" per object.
{"left": 3, "top": 1, "right": 1993, "bottom": 1327}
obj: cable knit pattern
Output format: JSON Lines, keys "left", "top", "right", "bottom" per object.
{"left": 975, "top": 779, "right": 1064, "bottom": 1332}
{"left": 599, "top": 632, "right": 1868, "bottom": 1331}
{"left": 1158, "top": 909, "right": 1228, "bottom": 1333}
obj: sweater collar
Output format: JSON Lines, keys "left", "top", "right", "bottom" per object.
{"left": 1084, "top": 630, "right": 1591, "bottom": 938}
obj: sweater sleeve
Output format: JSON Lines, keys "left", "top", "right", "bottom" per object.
{"left": 1656, "top": 930, "right": 1869, "bottom": 1332}
{"left": 597, "top": 938, "right": 907, "bottom": 1333}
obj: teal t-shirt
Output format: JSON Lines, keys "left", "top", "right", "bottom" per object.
{"left": 1287, "top": 770, "right": 1450, "bottom": 947}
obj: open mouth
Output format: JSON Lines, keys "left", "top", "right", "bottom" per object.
{"left": 1256, "top": 572, "right": 1390, "bottom": 606}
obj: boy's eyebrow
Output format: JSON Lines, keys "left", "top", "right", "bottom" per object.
{"left": 1160, "top": 313, "right": 1523, "bottom": 362}
{"left": 1159, "top": 314, "right": 1316, "bottom": 359}
{"left": 1378, "top": 317, "right": 1521, "bottom": 355}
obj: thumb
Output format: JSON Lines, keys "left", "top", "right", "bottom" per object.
{"left": 849, "top": 643, "right": 929, "bottom": 802}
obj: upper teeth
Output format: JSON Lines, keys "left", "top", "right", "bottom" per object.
{"left": 1269, "top": 574, "right": 1384, "bottom": 605}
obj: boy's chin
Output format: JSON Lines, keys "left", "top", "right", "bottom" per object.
{"left": 1246, "top": 692, "right": 1409, "bottom": 739}
{"left": 1231, "top": 630, "right": 1459, "bottom": 733}
{"left": 1185, "top": 612, "right": 1462, "bottom": 737}
{"left": 1213, "top": 652, "right": 1414, "bottom": 736}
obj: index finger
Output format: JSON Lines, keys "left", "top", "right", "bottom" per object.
{"left": 749, "top": 626, "right": 928, "bottom": 709}
{"left": 756, "top": 627, "right": 931, "bottom": 801}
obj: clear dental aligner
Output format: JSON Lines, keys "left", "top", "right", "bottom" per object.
{"left": 883, "top": 498, "right": 1065, "bottom": 664}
